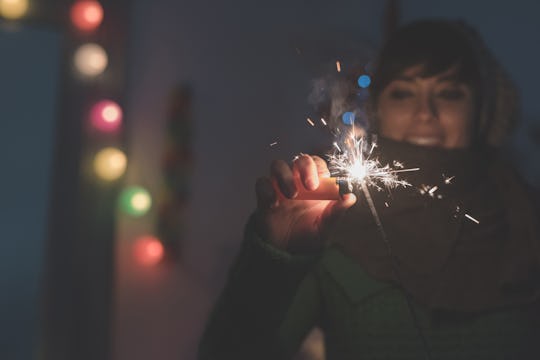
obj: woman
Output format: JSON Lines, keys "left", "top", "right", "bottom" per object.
{"left": 198, "top": 20, "right": 540, "bottom": 359}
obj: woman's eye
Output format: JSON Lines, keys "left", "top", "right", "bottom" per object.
{"left": 438, "top": 89, "right": 465, "bottom": 100}
{"left": 389, "top": 89, "right": 413, "bottom": 100}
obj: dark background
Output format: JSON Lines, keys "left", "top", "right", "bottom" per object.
{"left": 1, "top": 1, "right": 539, "bottom": 359}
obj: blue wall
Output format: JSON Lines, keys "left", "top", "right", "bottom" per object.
{"left": 0, "top": 24, "right": 61, "bottom": 359}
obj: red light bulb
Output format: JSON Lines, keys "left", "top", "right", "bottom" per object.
{"left": 70, "top": 1, "right": 104, "bottom": 32}
{"left": 90, "top": 99, "right": 122, "bottom": 132}
{"left": 133, "top": 236, "right": 164, "bottom": 266}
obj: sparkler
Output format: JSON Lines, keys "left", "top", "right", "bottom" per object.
{"left": 327, "top": 134, "right": 418, "bottom": 192}
{"left": 326, "top": 129, "right": 432, "bottom": 360}
{"left": 288, "top": 130, "right": 418, "bottom": 200}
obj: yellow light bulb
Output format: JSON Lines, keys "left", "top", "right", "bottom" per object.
{"left": 0, "top": 0, "right": 29, "bottom": 20}
{"left": 74, "top": 43, "right": 108, "bottom": 77}
{"left": 93, "top": 147, "right": 127, "bottom": 181}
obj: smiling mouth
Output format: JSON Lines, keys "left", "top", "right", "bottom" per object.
{"left": 406, "top": 136, "right": 443, "bottom": 147}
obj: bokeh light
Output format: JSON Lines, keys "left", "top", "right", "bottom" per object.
{"left": 120, "top": 186, "right": 152, "bottom": 217}
{"left": 74, "top": 43, "right": 108, "bottom": 77}
{"left": 133, "top": 236, "right": 164, "bottom": 266}
{"left": 93, "top": 147, "right": 126, "bottom": 181}
{"left": 357, "top": 74, "right": 371, "bottom": 88}
{"left": 70, "top": 0, "right": 104, "bottom": 32}
{"left": 91, "top": 99, "right": 122, "bottom": 132}
{"left": 0, "top": 0, "right": 29, "bottom": 20}
{"left": 342, "top": 111, "right": 355, "bottom": 125}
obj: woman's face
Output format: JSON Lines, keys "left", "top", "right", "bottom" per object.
{"left": 376, "top": 65, "right": 475, "bottom": 149}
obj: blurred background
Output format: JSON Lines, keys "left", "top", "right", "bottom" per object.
{"left": 1, "top": 0, "right": 539, "bottom": 359}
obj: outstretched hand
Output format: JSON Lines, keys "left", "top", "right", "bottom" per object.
{"left": 255, "top": 154, "right": 356, "bottom": 253}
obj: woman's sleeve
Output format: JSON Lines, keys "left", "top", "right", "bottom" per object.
{"left": 197, "top": 215, "right": 321, "bottom": 359}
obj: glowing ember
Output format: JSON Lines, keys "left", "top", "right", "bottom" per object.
{"left": 336, "top": 61, "right": 341, "bottom": 72}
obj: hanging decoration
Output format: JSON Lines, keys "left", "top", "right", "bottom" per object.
{"left": 0, "top": 0, "right": 29, "bottom": 20}
{"left": 133, "top": 235, "right": 164, "bottom": 266}
{"left": 74, "top": 43, "right": 108, "bottom": 77}
{"left": 93, "top": 147, "right": 127, "bottom": 181}
{"left": 70, "top": 0, "right": 104, "bottom": 33}
{"left": 90, "top": 99, "right": 123, "bottom": 132}
{"left": 119, "top": 186, "right": 152, "bottom": 217}
{"left": 155, "top": 84, "right": 193, "bottom": 259}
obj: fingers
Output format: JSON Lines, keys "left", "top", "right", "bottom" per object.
{"left": 293, "top": 155, "right": 319, "bottom": 190}
{"left": 270, "top": 160, "right": 296, "bottom": 198}
{"left": 311, "top": 155, "right": 331, "bottom": 178}
{"left": 337, "top": 192, "right": 357, "bottom": 209}
{"left": 268, "top": 154, "right": 331, "bottom": 200}
{"left": 326, "top": 192, "right": 357, "bottom": 221}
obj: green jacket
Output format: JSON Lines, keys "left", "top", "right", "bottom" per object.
{"left": 198, "top": 222, "right": 540, "bottom": 359}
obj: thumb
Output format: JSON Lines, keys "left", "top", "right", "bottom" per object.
{"left": 327, "top": 192, "right": 357, "bottom": 217}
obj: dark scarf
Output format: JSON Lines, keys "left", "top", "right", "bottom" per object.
{"left": 331, "top": 137, "right": 540, "bottom": 311}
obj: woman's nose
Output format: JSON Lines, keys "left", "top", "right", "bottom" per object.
{"left": 416, "top": 94, "right": 437, "bottom": 123}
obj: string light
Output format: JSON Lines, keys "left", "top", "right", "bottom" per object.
{"left": 133, "top": 236, "right": 164, "bottom": 266}
{"left": 120, "top": 186, "right": 152, "bottom": 216}
{"left": 91, "top": 99, "right": 122, "bottom": 132}
{"left": 70, "top": 0, "right": 104, "bottom": 32}
{"left": 74, "top": 43, "right": 108, "bottom": 77}
{"left": 93, "top": 147, "right": 126, "bottom": 181}
{"left": 0, "top": 0, "right": 29, "bottom": 20}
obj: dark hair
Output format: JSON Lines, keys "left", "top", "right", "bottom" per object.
{"left": 370, "top": 20, "right": 481, "bottom": 105}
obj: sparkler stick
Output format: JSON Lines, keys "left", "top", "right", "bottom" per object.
{"left": 360, "top": 181, "right": 432, "bottom": 360}
{"left": 331, "top": 130, "right": 432, "bottom": 359}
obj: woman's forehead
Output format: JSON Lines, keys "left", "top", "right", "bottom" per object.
{"left": 393, "top": 64, "right": 466, "bottom": 83}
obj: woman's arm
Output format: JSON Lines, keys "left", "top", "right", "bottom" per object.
{"left": 197, "top": 216, "right": 321, "bottom": 359}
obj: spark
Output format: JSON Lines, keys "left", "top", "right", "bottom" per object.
{"left": 419, "top": 184, "right": 439, "bottom": 197}
{"left": 269, "top": 141, "right": 278, "bottom": 147}
{"left": 444, "top": 175, "right": 455, "bottom": 184}
{"left": 320, "top": 118, "right": 327, "bottom": 126}
{"left": 306, "top": 117, "right": 315, "bottom": 126}
{"left": 336, "top": 60, "right": 341, "bottom": 72}
{"left": 369, "top": 142, "right": 377, "bottom": 155}
{"left": 464, "top": 214, "right": 480, "bottom": 224}
{"left": 327, "top": 132, "right": 417, "bottom": 192}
